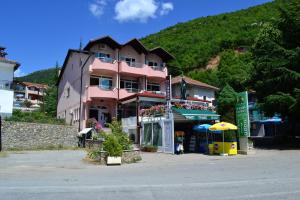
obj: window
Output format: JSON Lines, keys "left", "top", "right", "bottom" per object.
{"left": 66, "top": 87, "right": 70, "bottom": 98}
{"left": 148, "top": 61, "right": 158, "bottom": 67}
{"left": 121, "top": 57, "right": 136, "bottom": 67}
{"left": 203, "top": 96, "right": 207, "bottom": 101}
{"left": 90, "top": 76, "right": 112, "bottom": 90}
{"left": 96, "top": 52, "right": 111, "bottom": 63}
{"left": 147, "top": 83, "right": 160, "bottom": 92}
{"left": 120, "top": 79, "right": 139, "bottom": 92}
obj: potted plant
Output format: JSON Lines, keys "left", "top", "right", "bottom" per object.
{"left": 103, "top": 135, "right": 123, "bottom": 165}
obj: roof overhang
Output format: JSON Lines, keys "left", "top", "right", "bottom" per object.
{"left": 84, "top": 36, "right": 121, "bottom": 51}
{"left": 149, "top": 47, "right": 175, "bottom": 62}
{"left": 123, "top": 38, "right": 148, "bottom": 54}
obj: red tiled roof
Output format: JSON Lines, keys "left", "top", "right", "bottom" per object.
{"left": 21, "top": 81, "right": 48, "bottom": 89}
{"left": 172, "top": 75, "right": 219, "bottom": 91}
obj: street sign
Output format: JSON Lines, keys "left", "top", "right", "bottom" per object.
{"left": 236, "top": 91, "right": 250, "bottom": 137}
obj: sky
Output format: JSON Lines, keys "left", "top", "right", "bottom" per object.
{"left": 0, "top": 0, "right": 273, "bottom": 77}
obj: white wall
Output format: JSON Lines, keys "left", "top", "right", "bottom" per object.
{"left": 0, "top": 62, "right": 15, "bottom": 117}
{"left": 172, "top": 83, "right": 216, "bottom": 104}
{"left": 0, "top": 63, "right": 14, "bottom": 82}
{"left": 0, "top": 90, "right": 14, "bottom": 117}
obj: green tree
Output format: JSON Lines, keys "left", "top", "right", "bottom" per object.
{"left": 216, "top": 84, "right": 238, "bottom": 123}
{"left": 43, "top": 62, "right": 60, "bottom": 117}
{"left": 217, "top": 50, "right": 253, "bottom": 92}
{"left": 251, "top": 0, "right": 300, "bottom": 136}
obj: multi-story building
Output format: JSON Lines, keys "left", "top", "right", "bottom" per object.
{"left": 57, "top": 36, "right": 174, "bottom": 131}
{"left": 13, "top": 81, "right": 48, "bottom": 110}
{"left": 0, "top": 46, "right": 20, "bottom": 118}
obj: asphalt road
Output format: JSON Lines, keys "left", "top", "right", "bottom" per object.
{"left": 1, "top": 150, "right": 300, "bottom": 200}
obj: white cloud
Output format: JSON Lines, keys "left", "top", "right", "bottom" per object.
{"left": 14, "top": 68, "right": 26, "bottom": 77}
{"left": 89, "top": 0, "right": 107, "bottom": 17}
{"left": 160, "top": 2, "right": 173, "bottom": 16}
{"left": 114, "top": 0, "right": 158, "bottom": 23}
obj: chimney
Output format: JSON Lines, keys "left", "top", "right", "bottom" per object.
{"left": 0, "top": 46, "right": 7, "bottom": 58}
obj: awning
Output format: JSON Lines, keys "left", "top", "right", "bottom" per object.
{"left": 78, "top": 128, "right": 93, "bottom": 136}
{"left": 172, "top": 108, "right": 220, "bottom": 121}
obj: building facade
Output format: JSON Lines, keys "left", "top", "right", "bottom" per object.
{"left": 0, "top": 46, "right": 20, "bottom": 118}
{"left": 57, "top": 36, "right": 173, "bottom": 131}
{"left": 171, "top": 75, "right": 219, "bottom": 107}
{"left": 13, "top": 81, "right": 48, "bottom": 110}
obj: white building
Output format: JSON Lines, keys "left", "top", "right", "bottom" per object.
{"left": 171, "top": 75, "right": 219, "bottom": 106}
{"left": 13, "top": 81, "right": 48, "bottom": 110}
{"left": 0, "top": 46, "right": 20, "bottom": 118}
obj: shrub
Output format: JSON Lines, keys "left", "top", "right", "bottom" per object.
{"left": 103, "top": 135, "right": 123, "bottom": 157}
{"left": 5, "top": 110, "right": 65, "bottom": 125}
{"left": 108, "top": 119, "right": 132, "bottom": 150}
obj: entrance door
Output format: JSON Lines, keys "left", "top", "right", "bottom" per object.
{"left": 98, "top": 107, "right": 109, "bottom": 127}
{"left": 89, "top": 109, "right": 98, "bottom": 121}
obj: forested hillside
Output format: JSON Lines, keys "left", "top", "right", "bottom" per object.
{"left": 141, "top": 1, "right": 279, "bottom": 75}
{"left": 15, "top": 67, "right": 59, "bottom": 86}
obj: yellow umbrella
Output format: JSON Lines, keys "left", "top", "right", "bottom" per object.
{"left": 209, "top": 122, "right": 237, "bottom": 131}
{"left": 209, "top": 122, "right": 237, "bottom": 156}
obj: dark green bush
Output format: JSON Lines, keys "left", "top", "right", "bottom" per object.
{"left": 5, "top": 110, "right": 65, "bottom": 125}
{"left": 103, "top": 135, "right": 123, "bottom": 157}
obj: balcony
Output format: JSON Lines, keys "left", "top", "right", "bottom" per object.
{"left": 90, "top": 57, "right": 118, "bottom": 74}
{"left": 86, "top": 86, "right": 118, "bottom": 101}
{"left": 119, "top": 61, "right": 167, "bottom": 79}
{"left": 27, "top": 89, "right": 44, "bottom": 96}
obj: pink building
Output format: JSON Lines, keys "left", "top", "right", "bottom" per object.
{"left": 57, "top": 36, "right": 174, "bottom": 137}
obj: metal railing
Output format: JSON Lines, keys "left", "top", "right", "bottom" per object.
{"left": 0, "top": 80, "right": 13, "bottom": 90}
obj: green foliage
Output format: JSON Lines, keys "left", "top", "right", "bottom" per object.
{"left": 277, "top": 0, "right": 300, "bottom": 48}
{"left": 6, "top": 110, "right": 65, "bottom": 125}
{"left": 16, "top": 66, "right": 60, "bottom": 117}
{"left": 141, "top": 1, "right": 279, "bottom": 74}
{"left": 251, "top": 0, "right": 300, "bottom": 121}
{"left": 44, "top": 86, "right": 57, "bottom": 117}
{"left": 103, "top": 135, "right": 123, "bottom": 157}
{"left": 217, "top": 50, "right": 253, "bottom": 92}
{"left": 108, "top": 119, "right": 132, "bottom": 151}
{"left": 15, "top": 67, "right": 60, "bottom": 86}
{"left": 263, "top": 92, "right": 296, "bottom": 117}
{"left": 217, "top": 85, "right": 238, "bottom": 123}
{"left": 188, "top": 69, "right": 219, "bottom": 88}
{"left": 22, "top": 100, "right": 33, "bottom": 108}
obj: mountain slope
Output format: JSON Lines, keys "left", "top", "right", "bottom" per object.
{"left": 141, "top": 1, "right": 279, "bottom": 75}
{"left": 15, "top": 67, "right": 59, "bottom": 86}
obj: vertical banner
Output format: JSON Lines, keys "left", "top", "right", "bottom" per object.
{"left": 165, "top": 75, "right": 171, "bottom": 101}
{"left": 163, "top": 120, "right": 174, "bottom": 154}
{"left": 236, "top": 91, "right": 250, "bottom": 137}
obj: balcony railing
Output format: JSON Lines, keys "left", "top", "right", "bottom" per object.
{"left": 0, "top": 80, "right": 13, "bottom": 90}
{"left": 96, "top": 56, "right": 116, "bottom": 64}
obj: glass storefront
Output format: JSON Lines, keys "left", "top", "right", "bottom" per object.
{"left": 142, "top": 122, "right": 163, "bottom": 147}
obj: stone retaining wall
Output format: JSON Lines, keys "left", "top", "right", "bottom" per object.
{"left": 1, "top": 121, "right": 78, "bottom": 150}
